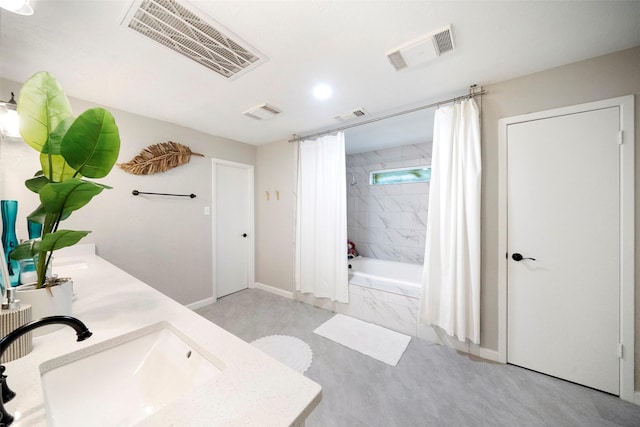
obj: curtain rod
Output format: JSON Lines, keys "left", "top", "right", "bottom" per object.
{"left": 289, "top": 85, "right": 485, "bottom": 143}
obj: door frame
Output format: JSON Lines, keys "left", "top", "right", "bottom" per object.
{"left": 211, "top": 158, "right": 255, "bottom": 300}
{"left": 497, "top": 95, "right": 635, "bottom": 401}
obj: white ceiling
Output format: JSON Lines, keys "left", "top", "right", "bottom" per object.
{"left": 1, "top": 1, "right": 639, "bottom": 154}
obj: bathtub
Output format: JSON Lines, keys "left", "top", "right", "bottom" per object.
{"left": 348, "top": 257, "right": 423, "bottom": 298}
{"left": 338, "top": 256, "right": 425, "bottom": 337}
{"left": 298, "top": 256, "right": 459, "bottom": 349}
{"left": 298, "top": 256, "right": 441, "bottom": 341}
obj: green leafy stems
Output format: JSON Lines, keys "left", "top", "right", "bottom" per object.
{"left": 9, "top": 72, "right": 121, "bottom": 289}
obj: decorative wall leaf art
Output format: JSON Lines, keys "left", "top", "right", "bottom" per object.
{"left": 118, "top": 141, "right": 204, "bottom": 175}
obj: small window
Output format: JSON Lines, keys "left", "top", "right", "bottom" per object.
{"left": 370, "top": 166, "right": 431, "bottom": 185}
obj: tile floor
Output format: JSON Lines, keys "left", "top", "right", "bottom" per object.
{"left": 195, "top": 289, "right": 640, "bottom": 427}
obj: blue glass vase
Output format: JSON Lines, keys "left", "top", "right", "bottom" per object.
{"left": 18, "top": 219, "right": 40, "bottom": 285}
{"left": 27, "top": 219, "right": 43, "bottom": 239}
{"left": 1, "top": 200, "right": 21, "bottom": 287}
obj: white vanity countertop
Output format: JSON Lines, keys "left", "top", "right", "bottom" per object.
{"left": 4, "top": 247, "right": 322, "bottom": 426}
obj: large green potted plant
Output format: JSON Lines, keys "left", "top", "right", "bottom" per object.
{"left": 9, "top": 71, "right": 121, "bottom": 290}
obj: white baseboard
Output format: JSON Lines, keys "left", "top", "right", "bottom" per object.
{"left": 427, "top": 326, "right": 499, "bottom": 362}
{"left": 470, "top": 346, "right": 499, "bottom": 362}
{"left": 186, "top": 282, "right": 293, "bottom": 310}
{"left": 254, "top": 282, "right": 294, "bottom": 299}
{"left": 186, "top": 296, "right": 216, "bottom": 310}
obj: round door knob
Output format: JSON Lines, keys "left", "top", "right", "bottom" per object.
{"left": 242, "top": 233, "right": 248, "bottom": 238}
{"left": 512, "top": 253, "right": 536, "bottom": 261}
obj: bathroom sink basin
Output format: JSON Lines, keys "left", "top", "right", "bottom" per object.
{"left": 39, "top": 322, "right": 225, "bottom": 427}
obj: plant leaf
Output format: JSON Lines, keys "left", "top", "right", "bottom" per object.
{"left": 28, "top": 204, "right": 72, "bottom": 224}
{"left": 40, "top": 152, "right": 78, "bottom": 182}
{"left": 26, "top": 204, "right": 47, "bottom": 224}
{"left": 17, "top": 71, "right": 73, "bottom": 153}
{"left": 41, "top": 116, "right": 74, "bottom": 155}
{"left": 25, "top": 173, "right": 49, "bottom": 193}
{"left": 39, "top": 230, "right": 90, "bottom": 252}
{"left": 40, "top": 179, "right": 106, "bottom": 218}
{"left": 40, "top": 115, "right": 77, "bottom": 181}
{"left": 61, "top": 108, "right": 121, "bottom": 179}
{"left": 9, "top": 240, "right": 40, "bottom": 260}
{"left": 117, "top": 141, "right": 204, "bottom": 175}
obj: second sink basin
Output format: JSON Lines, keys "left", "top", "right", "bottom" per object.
{"left": 40, "top": 321, "right": 225, "bottom": 426}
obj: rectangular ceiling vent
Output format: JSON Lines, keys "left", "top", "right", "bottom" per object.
{"left": 335, "top": 107, "right": 368, "bottom": 122}
{"left": 243, "top": 104, "right": 282, "bottom": 120}
{"left": 386, "top": 25, "right": 455, "bottom": 71}
{"left": 122, "top": 0, "right": 266, "bottom": 79}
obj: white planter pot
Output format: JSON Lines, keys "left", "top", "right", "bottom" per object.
{"left": 15, "top": 279, "right": 73, "bottom": 336}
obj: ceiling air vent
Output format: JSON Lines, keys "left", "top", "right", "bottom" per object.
{"left": 122, "top": 0, "right": 266, "bottom": 79}
{"left": 386, "top": 25, "right": 455, "bottom": 71}
{"left": 335, "top": 107, "right": 368, "bottom": 122}
{"left": 243, "top": 104, "right": 281, "bottom": 120}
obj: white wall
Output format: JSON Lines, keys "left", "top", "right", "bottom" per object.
{"left": 480, "top": 45, "right": 640, "bottom": 387}
{"left": 254, "top": 46, "right": 640, "bottom": 387}
{"left": 0, "top": 77, "right": 256, "bottom": 305}
{"left": 255, "top": 140, "right": 296, "bottom": 292}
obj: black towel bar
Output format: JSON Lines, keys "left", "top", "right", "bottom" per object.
{"left": 132, "top": 190, "right": 196, "bottom": 198}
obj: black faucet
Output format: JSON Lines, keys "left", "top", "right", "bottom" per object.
{"left": 0, "top": 315, "right": 93, "bottom": 427}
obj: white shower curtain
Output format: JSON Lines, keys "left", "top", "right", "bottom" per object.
{"left": 419, "top": 99, "right": 481, "bottom": 344}
{"left": 295, "top": 132, "right": 349, "bottom": 303}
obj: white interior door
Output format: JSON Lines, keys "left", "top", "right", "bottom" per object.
{"left": 214, "top": 160, "right": 254, "bottom": 298}
{"left": 507, "top": 107, "right": 621, "bottom": 394}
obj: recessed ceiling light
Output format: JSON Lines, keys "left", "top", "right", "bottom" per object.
{"left": 312, "top": 84, "right": 333, "bottom": 100}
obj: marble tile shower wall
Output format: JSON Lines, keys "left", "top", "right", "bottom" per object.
{"left": 346, "top": 142, "right": 432, "bottom": 264}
